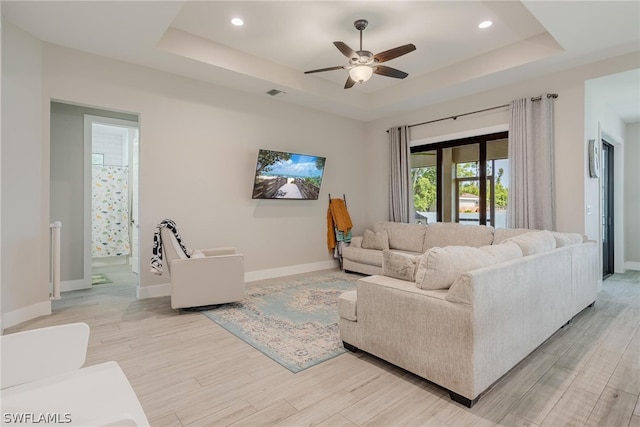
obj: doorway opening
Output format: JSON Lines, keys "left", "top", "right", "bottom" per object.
{"left": 50, "top": 102, "right": 140, "bottom": 296}
{"left": 86, "top": 116, "right": 139, "bottom": 287}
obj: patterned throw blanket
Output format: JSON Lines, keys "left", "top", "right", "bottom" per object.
{"left": 150, "top": 219, "right": 192, "bottom": 275}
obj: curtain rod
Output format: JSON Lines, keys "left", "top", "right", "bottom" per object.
{"left": 388, "top": 93, "right": 558, "bottom": 132}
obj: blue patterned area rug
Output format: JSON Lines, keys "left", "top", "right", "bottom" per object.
{"left": 201, "top": 271, "right": 360, "bottom": 373}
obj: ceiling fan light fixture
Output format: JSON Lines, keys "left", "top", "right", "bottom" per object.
{"left": 349, "top": 65, "right": 373, "bottom": 83}
{"left": 304, "top": 18, "right": 416, "bottom": 89}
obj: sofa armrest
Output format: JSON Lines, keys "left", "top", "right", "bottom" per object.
{"left": 349, "top": 236, "right": 363, "bottom": 248}
{"left": 570, "top": 241, "right": 598, "bottom": 314}
{"left": 1, "top": 323, "right": 90, "bottom": 389}
{"left": 200, "top": 247, "right": 236, "bottom": 256}
{"left": 354, "top": 275, "right": 474, "bottom": 397}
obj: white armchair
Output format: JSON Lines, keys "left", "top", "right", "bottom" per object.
{"left": 160, "top": 228, "right": 245, "bottom": 309}
{"left": 1, "top": 323, "right": 149, "bottom": 426}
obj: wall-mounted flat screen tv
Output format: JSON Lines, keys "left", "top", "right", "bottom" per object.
{"left": 252, "top": 149, "right": 326, "bottom": 200}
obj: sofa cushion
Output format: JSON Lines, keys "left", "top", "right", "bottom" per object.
{"left": 382, "top": 250, "right": 419, "bottom": 282}
{"left": 551, "top": 231, "right": 584, "bottom": 247}
{"left": 502, "top": 230, "right": 556, "bottom": 256}
{"left": 361, "top": 229, "right": 390, "bottom": 250}
{"left": 415, "top": 246, "right": 495, "bottom": 290}
{"left": 374, "top": 222, "right": 427, "bottom": 253}
{"left": 341, "top": 246, "right": 383, "bottom": 267}
{"left": 338, "top": 290, "right": 357, "bottom": 321}
{"left": 423, "top": 222, "right": 495, "bottom": 251}
{"left": 479, "top": 241, "right": 523, "bottom": 263}
{"left": 492, "top": 227, "right": 540, "bottom": 244}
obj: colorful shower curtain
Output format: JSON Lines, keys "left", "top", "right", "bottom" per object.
{"left": 92, "top": 165, "right": 131, "bottom": 257}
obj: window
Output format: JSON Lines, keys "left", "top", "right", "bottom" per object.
{"left": 411, "top": 132, "right": 508, "bottom": 227}
{"left": 411, "top": 150, "right": 437, "bottom": 224}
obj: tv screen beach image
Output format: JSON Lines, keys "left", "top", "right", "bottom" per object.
{"left": 252, "top": 149, "right": 326, "bottom": 200}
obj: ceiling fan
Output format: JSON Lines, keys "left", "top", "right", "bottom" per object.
{"left": 304, "top": 19, "right": 416, "bottom": 89}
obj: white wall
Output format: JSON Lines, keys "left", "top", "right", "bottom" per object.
{"left": 42, "top": 44, "right": 368, "bottom": 294}
{"left": 625, "top": 122, "right": 640, "bottom": 270}
{"left": 1, "top": 22, "right": 50, "bottom": 329}
{"left": 364, "top": 52, "right": 640, "bottom": 247}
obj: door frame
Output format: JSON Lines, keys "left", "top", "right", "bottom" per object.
{"left": 599, "top": 128, "right": 625, "bottom": 277}
{"left": 601, "top": 140, "right": 615, "bottom": 278}
{"left": 83, "top": 115, "right": 140, "bottom": 285}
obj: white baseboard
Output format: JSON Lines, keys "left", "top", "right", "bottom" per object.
{"left": 244, "top": 260, "right": 339, "bottom": 283}
{"left": 137, "top": 282, "right": 171, "bottom": 299}
{"left": 61, "top": 279, "right": 91, "bottom": 292}
{"left": 624, "top": 261, "right": 640, "bottom": 271}
{"left": 136, "top": 260, "right": 340, "bottom": 299}
{"left": 2, "top": 300, "right": 52, "bottom": 331}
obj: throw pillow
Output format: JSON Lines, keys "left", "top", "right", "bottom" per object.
{"left": 361, "top": 229, "right": 390, "bottom": 250}
{"left": 414, "top": 246, "right": 495, "bottom": 290}
{"left": 382, "top": 250, "right": 418, "bottom": 282}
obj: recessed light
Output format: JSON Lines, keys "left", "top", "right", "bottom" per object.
{"left": 231, "top": 18, "right": 244, "bottom": 27}
{"left": 478, "top": 20, "right": 493, "bottom": 29}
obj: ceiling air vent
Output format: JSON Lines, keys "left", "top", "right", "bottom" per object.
{"left": 266, "top": 89, "right": 286, "bottom": 96}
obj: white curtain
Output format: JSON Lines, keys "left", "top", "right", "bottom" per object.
{"left": 507, "top": 95, "right": 556, "bottom": 230}
{"left": 389, "top": 125, "right": 414, "bottom": 223}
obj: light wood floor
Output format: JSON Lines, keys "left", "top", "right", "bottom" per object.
{"left": 5, "top": 269, "right": 639, "bottom": 427}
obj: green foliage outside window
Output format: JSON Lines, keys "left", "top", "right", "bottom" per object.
{"left": 412, "top": 167, "right": 437, "bottom": 211}
{"left": 494, "top": 168, "right": 508, "bottom": 209}
{"left": 412, "top": 162, "right": 508, "bottom": 212}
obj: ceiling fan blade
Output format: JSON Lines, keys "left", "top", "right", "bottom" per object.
{"left": 304, "top": 65, "right": 346, "bottom": 74}
{"left": 334, "top": 41, "right": 357, "bottom": 59}
{"left": 374, "top": 65, "right": 409, "bottom": 79}
{"left": 373, "top": 44, "right": 416, "bottom": 63}
{"left": 344, "top": 76, "right": 356, "bottom": 89}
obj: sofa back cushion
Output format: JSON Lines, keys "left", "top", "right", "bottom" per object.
{"left": 415, "top": 246, "right": 495, "bottom": 290}
{"left": 493, "top": 227, "right": 540, "bottom": 244}
{"left": 551, "top": 231, "right": 584, "bottom": 247}
{"left": 502, "top": 230, "right": 556, "bottom": 256}
{"left": 479, "top": 241, "right": 523, "bottom": 262}
{"left": 374, "top": 222, "right": 427, "bottom": 253}
{"left": 414, "top": 241, "right": 523, "bottom": 291}
{"left": 423, "top": 222, "right": 495, "bottom": 251}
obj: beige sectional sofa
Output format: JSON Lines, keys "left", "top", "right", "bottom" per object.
{"left": 342, "top": 221, "right": 496, "bottom": 276}
{"left": 338, "top": 221, "right": 598, "bottom": 407}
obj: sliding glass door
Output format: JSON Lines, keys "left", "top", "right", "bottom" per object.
{"left": 411, "top": 132, "right": 508, "bottom": 226}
